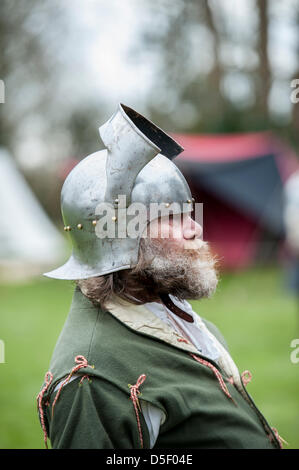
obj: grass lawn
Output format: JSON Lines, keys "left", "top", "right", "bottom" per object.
{"left": 190, "top": 266, "right": 299, "bottom": 449}
{"left": 0, "top": 266, "right": 298, "bottom": 449}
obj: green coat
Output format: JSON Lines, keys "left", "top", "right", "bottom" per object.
{"left": 38, "top": 287, "right": 280, "bottom": 449}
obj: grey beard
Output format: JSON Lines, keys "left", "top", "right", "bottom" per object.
{"left": 138, "top": 237, "right": 219, "bottom": 300}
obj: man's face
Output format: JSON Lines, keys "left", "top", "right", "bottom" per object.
{"left": 139, "top": 213, "right": 218, "bottom": 300}
{"left": 146, "top": 213, "right": 203, "bottom": 249}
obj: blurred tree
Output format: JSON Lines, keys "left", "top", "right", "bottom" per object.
{"left": 0, "top": 0, "right": 62, "bottom": 149}
{"left": 67, "top": 105, "right": 106, "bottom": 160}
{"left": 201, "top": 0, "right": 226, "bottom": 116}
{"left": 256, "top": 0, "right": 271, "bottom": 121}
{"left": 291, "top": 6, "right": 299, "bottom": 146}
{"left": 0, "top": 1, "right": 108, "bottom": 222}
{"left": 0, "top": 1, "right": 71, "bottom": 223}
{"left": 134, "top": 0, "right": 299, "bottom": 146}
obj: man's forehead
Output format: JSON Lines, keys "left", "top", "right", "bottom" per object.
{"left": 156, "top": 213, "right": 188, "bottom": 223}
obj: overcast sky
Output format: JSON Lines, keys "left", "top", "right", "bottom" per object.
{"left": 16, "top": 0, "right": 299, "bottom": 168}
{"left": 62, "top": 0, "right": 298, "bottom": 111}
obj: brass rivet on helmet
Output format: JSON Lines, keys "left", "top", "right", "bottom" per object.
{"left": 77, "top": 223, "right": 83, "bottom": 230}
{"left": 92, "top": 220, "right": 97, "bottom": 226}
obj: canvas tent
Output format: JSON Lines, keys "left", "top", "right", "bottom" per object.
{"left": 0, "top": 148, "right": 66, "bottom": 281}
{"left": 58, "top": 131, "right": 299, "bottom": 271}
{"left": 174, "top": 132, "right": 299, "bottom": 269}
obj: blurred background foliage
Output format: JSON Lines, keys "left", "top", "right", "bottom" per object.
{"left": 0, "top": 268, "right": 298, "bottom": 448}
{"left": 0, "top": 0, "right": 299, "bottom": 222}
{"left": 0, "top": 0, "right": 299, "bottom": 449}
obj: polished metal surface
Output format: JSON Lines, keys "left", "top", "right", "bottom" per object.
{"left": 44, "top": 104, "right": 192, "bottom": 280}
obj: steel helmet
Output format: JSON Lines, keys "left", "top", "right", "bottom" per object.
{"left": 44, "top": 104, "right": 193, "bottom": 280}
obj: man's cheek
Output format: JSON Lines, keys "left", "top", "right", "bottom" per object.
{"left": 183, "top": 240, "right": 199, "bottom": 250}
{"left": 169, "top": 238, "right": 185, "bottom": 251}
{"left": 159, "top": 225, "right": 175, "bottom": 239}
{"left": 170, "top": 224, "right": 183, "bottom": 240}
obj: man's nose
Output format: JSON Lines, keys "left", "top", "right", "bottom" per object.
{"left": 183, "top": 218, "right": 202, "bottom": 240}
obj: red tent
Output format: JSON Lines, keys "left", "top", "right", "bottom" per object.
{"left": 174, "top": 132, "right": 299, "bottom": 270}
{"left": 59, "top": 131, "right": 299, "bottom": 271}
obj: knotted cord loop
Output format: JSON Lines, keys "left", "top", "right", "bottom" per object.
{"left": 271, "top": 427, "right": 288, "bottom": 449}
{"left": 241, "top": 370, "right": 252, "bottom": 387}
{"left": 177, "top": 338, "right": 189, "bottom": 344}
{"left": 190, "top": 354, "right": 235, "bottom": 405}
{"left": 36, "top": 371, "right": 53, "bottom": 449}
{"left": 52, "top": 355, "right": 94, "bottom": 417}
{"left": 128, "top": 374, "right": 147, "bottom": 448}
{"left": 79, "top": 374, "right": 91, "bottom": 385}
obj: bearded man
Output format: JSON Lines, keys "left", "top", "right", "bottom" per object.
{"left": 37, "top": 104, "right": 281, "bottom": 449}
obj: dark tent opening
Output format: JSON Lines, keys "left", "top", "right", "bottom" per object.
{"left": 174, "top": 131, "right": 299, "bottom": 270}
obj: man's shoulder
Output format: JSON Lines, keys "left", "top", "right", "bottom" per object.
{"left": 48, "top": 288, "right": 130, "bottom": 373}
{"left": 45, "top": 289, "right": 172, "bottom": 392}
